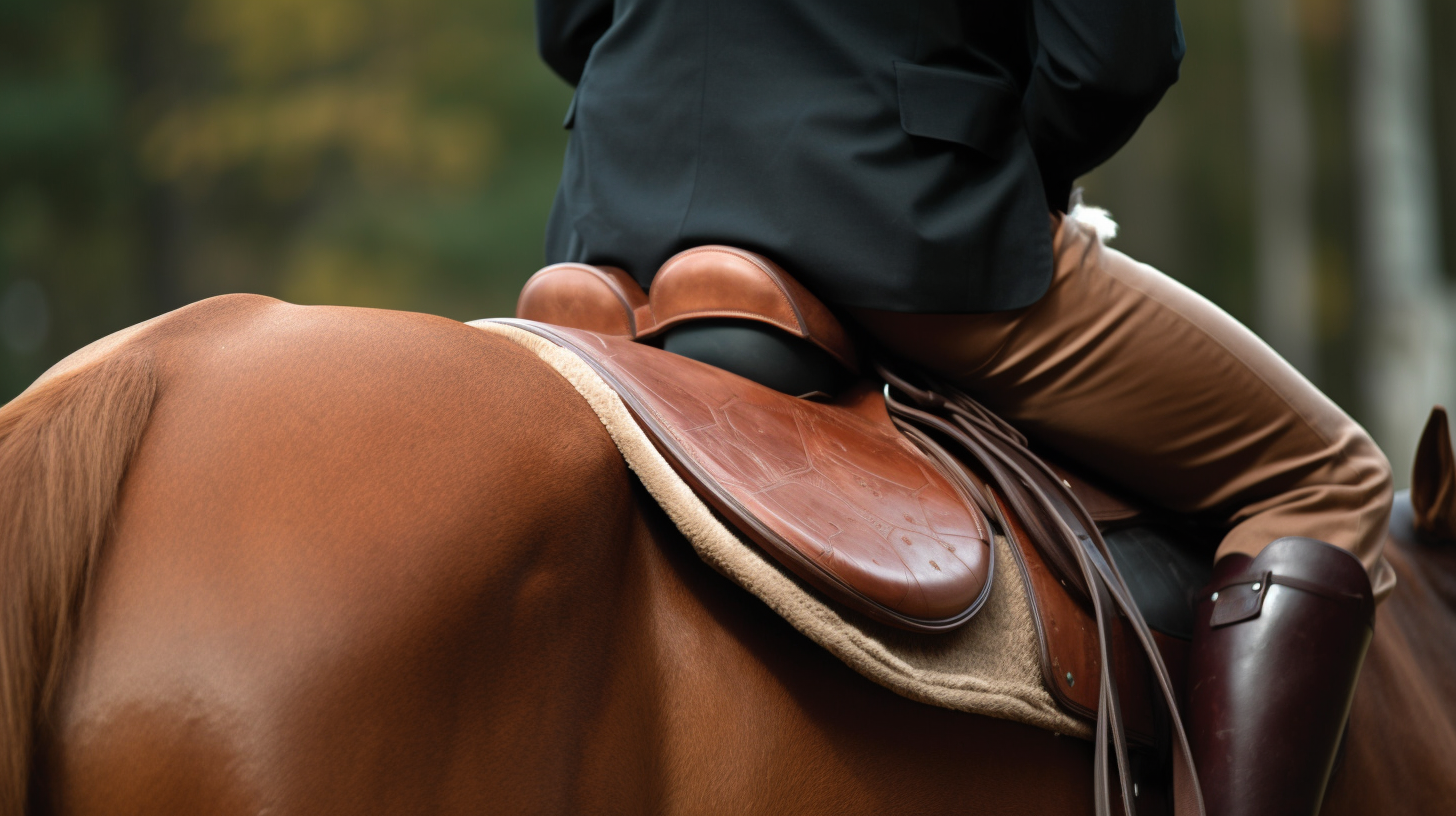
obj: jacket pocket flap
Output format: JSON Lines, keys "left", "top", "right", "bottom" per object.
{"left": 895, "top": 62, "right": 1017, "bottom": 157}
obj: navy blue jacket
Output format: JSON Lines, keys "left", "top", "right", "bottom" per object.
{"left": 538, "top": 0, "right": 1183, "bottom": 312}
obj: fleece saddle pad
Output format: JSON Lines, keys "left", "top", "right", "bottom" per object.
{"left": 470, "top": 319, "right": 1090, "bottom": 738}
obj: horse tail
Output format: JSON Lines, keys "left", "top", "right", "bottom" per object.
{"left": 0, "top": 350, "right": 157, "bottom": 816}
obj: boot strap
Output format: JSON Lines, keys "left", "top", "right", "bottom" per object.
{"left": 1208, "top": 569, "right": 1369, "bottom": 627}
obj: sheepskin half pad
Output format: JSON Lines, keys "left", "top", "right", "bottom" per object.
{"left": 469, "top": 319, "right": 1089, "bottom": 739}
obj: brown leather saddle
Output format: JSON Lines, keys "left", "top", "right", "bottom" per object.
{"left": 511, "top": 247, "right": 993, "bottom": 631}
{"left": 503, "top": 246, "right": 1208, "bottom": 814}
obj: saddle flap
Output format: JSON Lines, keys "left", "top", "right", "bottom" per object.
{"left": 994, "top": 490, "right": 1165, "bottom": 743}
{"left": 499, "top": 319, "right": 993, "bottom": 631}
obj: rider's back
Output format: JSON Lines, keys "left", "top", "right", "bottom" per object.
{"left": 539, "top": 0, "right": 1184, "bottom": 313}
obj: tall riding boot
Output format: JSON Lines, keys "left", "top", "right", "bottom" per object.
{"left": 1188, "top": 536, "right": 1375, "bottom": 816}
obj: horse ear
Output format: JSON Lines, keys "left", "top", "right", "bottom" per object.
{"left": 1411, "top": 406, "right": 1456, "bottom": 541}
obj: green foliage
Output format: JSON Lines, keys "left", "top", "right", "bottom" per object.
{"left": 2, "top": 0, "right": 1451, "bottom": 415}
{"left": 0, "top": 0, "right": 572, "bottom": 400}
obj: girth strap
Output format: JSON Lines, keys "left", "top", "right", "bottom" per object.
{"left": 878, "top": 365, "right": 1206, "bottom": 816}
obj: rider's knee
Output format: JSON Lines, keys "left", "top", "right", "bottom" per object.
{"left": 1346, "top": 425, "right": 1394, "bottom": 512}
{"left": 1332, "top": 423, "right": 1394, "bottom": 567}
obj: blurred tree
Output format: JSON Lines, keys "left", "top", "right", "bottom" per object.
{"left": 1353, "top": 0, "right": 1451, "bottom": 483}
{"left": 2, "top": 0, "right": 1452, "bottom": 448}
{"left": 1244, "top": 0, "right": 1317, "bottom": 376}
{"left": 0, "top": 0, "right": 146, "bottom": 400}
{"left": 0, "top": 0, "right": 572, "bottom": 402}
{"left": 1435, "top": 0, "right": 1456, "bottom": 278}
{"left": 123, "top": 0, "right": 572, "bottom": 317}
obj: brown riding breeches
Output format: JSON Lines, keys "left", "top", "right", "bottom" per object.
{"left": 853, "top": 214, "right": 1396, "bottom": 600}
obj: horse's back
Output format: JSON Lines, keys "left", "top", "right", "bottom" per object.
{"left": 37, "top": 297, "right": 644, "bottom": 814}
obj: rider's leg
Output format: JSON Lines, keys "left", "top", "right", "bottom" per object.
{"left": 851, "top": 213, "right": 1392, "bottom": 593}
{"left": 851, "top": 212, "right": 1388, "bottom": 816}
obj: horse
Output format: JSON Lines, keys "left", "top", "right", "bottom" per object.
{"left": 3, "top": 294, "right": 1454, "bottom": 814}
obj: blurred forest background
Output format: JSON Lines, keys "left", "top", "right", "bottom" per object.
{"left": 1, "top": 0, "right": 1453, "bottom": 480}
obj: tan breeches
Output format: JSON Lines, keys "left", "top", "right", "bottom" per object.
{"left": 853, "top": 214, "right": 1395, "bottom": 600}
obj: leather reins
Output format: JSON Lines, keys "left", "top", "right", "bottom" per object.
{"left": 877, "top": 364, "right": 1206, "bottom": 816}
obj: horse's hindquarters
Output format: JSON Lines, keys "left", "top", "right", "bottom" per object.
{"left": 37, "top": 300, "right": 646, "bottom": 814}
{"left": 24, "top": 298, "right": 1102, "bottom": 814}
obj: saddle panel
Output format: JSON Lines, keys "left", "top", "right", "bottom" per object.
{"left": 497, "top": 319, "right": 994, "bottom": 631}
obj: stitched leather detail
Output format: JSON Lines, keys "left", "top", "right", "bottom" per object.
{"left": 880, "top": 366, "right": 1206, "bottom": 815}
{"left": 1190, "top": 538, "right": 1374, "bottom": 816}
{"left": 1205, "top": 537, "right": 1376, "bottom": 626}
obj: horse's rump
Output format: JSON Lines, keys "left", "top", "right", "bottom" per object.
{"left": 15, "top": 297, "right": 652, "bottom": 814}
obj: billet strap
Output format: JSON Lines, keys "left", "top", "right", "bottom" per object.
{"left": 878, "top": 365, "right": 1206, "bottom": 816}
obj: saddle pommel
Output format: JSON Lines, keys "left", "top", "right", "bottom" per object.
{"left": 515, "top": 247, "right": 859, "bottom": 374}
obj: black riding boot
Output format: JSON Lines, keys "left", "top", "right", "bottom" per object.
{"left": 1188, "top": 536, "right": 1375, "bottom": 816}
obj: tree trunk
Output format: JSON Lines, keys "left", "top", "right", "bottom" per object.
{"left": 1352, "top": 0, "right": 1450, "bottom": 485}
{"left": 1244, "top": 0, "right": 1317, "bottom": 378}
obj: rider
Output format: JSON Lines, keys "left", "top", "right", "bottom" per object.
{"left": 535, "top": 1, "right": 1391, "bottom": 813}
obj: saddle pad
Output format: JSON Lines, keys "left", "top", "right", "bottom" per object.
{"left": 469, "top": 319, "right": 1090, "bottom": 738}
{"left": 493, "top": 319, "right": 994, "bottom": 631}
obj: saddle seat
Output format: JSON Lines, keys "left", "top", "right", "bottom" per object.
{"left": 511, "top": 245, "right": 1215, "bottom": 744}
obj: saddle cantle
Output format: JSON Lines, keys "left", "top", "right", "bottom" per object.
{"left": 516, "top": 247, "right": 858, "bottom": 372}
{"left": 512, "top": 247, "right": 993, "bottom": 631}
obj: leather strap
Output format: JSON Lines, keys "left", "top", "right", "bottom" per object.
{"left": 878, "top": 365, "right": 1206, "bottom": 816}
{"left": 1210, "top": 570, "right": 1370, "bottom": 604}
{"left": 1206, "top": 568, "right": 1369, "bottom": 627}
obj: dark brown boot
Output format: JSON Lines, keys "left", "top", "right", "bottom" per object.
{"left": 1188, "top": 536, "right": 1375, "bottom": 816}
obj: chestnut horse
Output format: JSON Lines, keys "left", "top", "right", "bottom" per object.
{"left": 3, "top": 295, "right": 1455, "bottom": 815}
